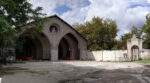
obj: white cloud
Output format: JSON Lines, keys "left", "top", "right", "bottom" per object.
{"left": 85, "top": 0, "right": 150, "bottom": 39}
{"left": 28, "top": 0, "right": 89, "bottom": 24}
{"left": 148, "top": 0, "right": 150, "bottom": 3}
{"left": 28, "top": 0, "right": 150, "bottom": 39}
{"left": 61, "top": 7, "right": 89, "bottom": 24}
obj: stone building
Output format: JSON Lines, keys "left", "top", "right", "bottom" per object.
{"left": 10, "top": 15, "right": 150, "bottom": 62}
{"left": 16, "top": 15, "right": 87, "bottom": 61}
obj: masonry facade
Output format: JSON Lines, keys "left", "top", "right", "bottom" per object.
{"left": 10, "top": 15, "right": 149, "bottom": 62}
{"left": 17, "top": 15, "right": 87, "bottom": 61}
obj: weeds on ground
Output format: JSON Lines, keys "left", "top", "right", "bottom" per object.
{"left": 59, "top": 79, "right": 83, "bottom": 83}
{"left": 0, "top": 66, "right": 28, "bottom": 76}
{"left": 26, "top": 70, "right": 49, "bottom": 76}
{"left": 80, "top": 59, "right": 94, "bottom": 61}
{"left": 139, "top": 58, "right": 150, "bottom": 63}
{"left": 0, "top": 65, "right": 14, "bottom": 76}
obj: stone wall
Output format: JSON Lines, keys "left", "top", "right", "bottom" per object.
{"left": 140, "top": 49, "right": 150, "bottom": 59}
{"left": 87, "top": 49, "right": 150, "bottom": 61}
{"left": 87, "top": 50, "right": 128, "bottom": 61}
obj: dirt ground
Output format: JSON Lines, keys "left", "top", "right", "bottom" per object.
{"left": 1, "top": 61, "right": 150, "bottom": 83}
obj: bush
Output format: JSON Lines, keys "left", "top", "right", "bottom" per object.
{"left": 139, "top": 58, "right": 142, "bottom": 61}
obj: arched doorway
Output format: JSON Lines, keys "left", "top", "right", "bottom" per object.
{"left": 58, "top": 33, "right": 80, "bottom": 60}
{"left": 131, "top": 45, "right": 139, "bottom": 61}
{"left": 16, "top": 34, "right": 43, "bottom": 60}
{"left": 16, "top": 33, "right": 50, "bottom": 60}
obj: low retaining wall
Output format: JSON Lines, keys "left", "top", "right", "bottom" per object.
{"left": 141, "top": 49, "right": 150, "bottom": 59}
{"left": 87, "top": 49, "right": 150, "bottom": 61}
{"left": 87, "top": 50, "right": 128, "bottom": 61}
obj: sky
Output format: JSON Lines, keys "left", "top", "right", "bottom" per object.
{"left": 28, "top": 0, "right": 150, "bottom": 39}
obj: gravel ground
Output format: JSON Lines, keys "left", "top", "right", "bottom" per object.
{"left": 1, "top": 61, "right": 150, "bottom": 83}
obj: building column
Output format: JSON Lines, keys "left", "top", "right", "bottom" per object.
{"left": 51, "top": 48, "right": 58, "bottom": 61}
{"left": 80, "top": 49, "right": 87, "bottom": 60}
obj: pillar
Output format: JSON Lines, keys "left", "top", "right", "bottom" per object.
{"left": 51, "top": 48, "right": 58, "bottom": 61}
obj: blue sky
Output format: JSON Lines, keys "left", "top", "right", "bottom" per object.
{"left": 55, "top": 5, "right": 72, "bottom": 15}
{"left": 55, "top": 0, "right": 90, "bottom": 15}
{"left": 28, "top": 0, "right": 150, "bottom": 39}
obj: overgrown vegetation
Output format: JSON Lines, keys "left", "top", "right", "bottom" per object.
{"left": 0, "top": 66, "right": 15, "bottom": 76}
{"left": 139, "top": 59, "right": 150, "bottom": 63}
{"left": 0, "top": 0, "right": 47, "bottom": 64}
{"left": 142, "top": 14, "right": 150, "bottom": 49}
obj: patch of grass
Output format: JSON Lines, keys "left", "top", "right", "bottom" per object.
{"left": 130, "top": 60, "right": 135, "bottom": 62}
{"left": 139, "top": 59, "right": 150, "bottom": 63}
{"left": 59, "top": 79, "right": 83, "bottom": 83}
{"left": 80, "top": 59, "right": 94, "bottom": 61}
{"left": 0, "top": 65, "right": 4, "bottom": 77}
{"left": 0, "top": 66, "right": 28, "bottom": 76}
{"left": 26, "top": 70, "right": 49, "bottom": 76}
{"left": 5, "top": 67, "right": 28, "bottom": 71}
{"left": 0, "top": 66, "right": 14, "bottom": 76}
{"left": 139, "top": 58, "right": 143, "bottom": 61}
{"left": 48, "top": 74, "right": 51, "bottom": 78}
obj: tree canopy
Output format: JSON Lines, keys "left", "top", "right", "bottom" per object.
{"left": 74, "top": 17, "right": 118, "bottom": 50}
{"left": 0, "top": 0, "right": 46, "bottom": 47}
{"left": 142, "top": 14, "right": 150, "bottom": 49}
{"left": 119, "top": 26, "right": 141, "bottom": 49}
{"left": 0, "top": 0, "right": 47, "bottom": 63}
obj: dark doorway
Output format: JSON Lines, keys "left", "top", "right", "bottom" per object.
{"left": 131, "top": 45, "right": 139, "bottom": 61}
{"left": 58, "top": 33, "right": 80, "bottom": 60}
{"left": 58, "top": 38, "right": 70, "bottom": 60}
{"left": 22, "top": 38, "right": 36, "bottom": 58}
{"left": 16, "top": 35, "right": 43, "bottom": 60}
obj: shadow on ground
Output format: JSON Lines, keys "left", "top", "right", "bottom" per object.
{"left": 2, "top": 61, "right": 150, "bottom": 83}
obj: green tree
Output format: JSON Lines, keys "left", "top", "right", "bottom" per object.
{"left": 119, "top": 26, "right": 141, "bottom": 49}
{"left": 75, "top": 17, "right": 118, "bottom": 50}
{"left": 120, "top": 33, "right": 132, "bottom": 49}
{"left": 142, "top": 14, "right": 150, "bottom": 49}
{"left": 0, "top": 0, "right": 46, "bottom": 63}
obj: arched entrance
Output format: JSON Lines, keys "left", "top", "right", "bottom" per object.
{"left": 127, "top": 35, "right": 142, "bottom": 60}
{"left": 58, "top": 33, "right": 80, "bottom": 60}
{"left": 131, "top": 45, "right": 139, "bottom": 61}
{"left": 16, "top": 33, "right": 50, "bottom": 60}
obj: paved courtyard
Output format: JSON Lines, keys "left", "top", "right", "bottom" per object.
{"left": 2, "top": 61, "right": 150, "bottom": 83}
